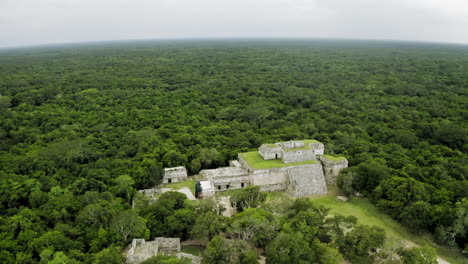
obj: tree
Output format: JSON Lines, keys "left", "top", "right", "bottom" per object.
{"left": 111, "top": 174, "right": 136, "bottom": 203}
{"left": 93, "top": 246, "right": 125, "bottom": 264}
{"left": 203, "top": 236, "right": 257, "bottom": 264}
{"left": 398, "top": 246, "right": 437, "bottom": 264}
{"left": 229, "top": 208, "right": 278, "bottom": 247}
{"left": 0, "top": 95, "right": 11, "bottom": 108}
{"left": 353, "top": 159, "right": 391, "bottom": 194}
{"left": 162, "top": 151, "right": 186, "bottom": 168}
{"left": 195, "top": 181, "right": 201, "bottom": 199}
{"left": 110, "top": 210, "right": 148, "bottom": 244}
{"left": 165, "top": 208, "right": 197, "bottom": 240}
{"left": 339, "top": 225, "right": 386, "bottom": 263}
{"left": 190, "top": 212, "right": 228, "bottom": 244}
{"left": 199, "top": 148, "right": 223, "bottom": 169}
{"left": 265, "top": 232, "right": 314, "bottom": 264}
{"left": 31, "top": 231, "right": 83, "bottom": 255}
{"left": 230, "top": 186, "right": 266, "bottom": 212}
{"left": 336, "top": 170, "right": 355, "bottom": 197}
{"left": 48, "top": 252, "right": 76, "bottom": 264}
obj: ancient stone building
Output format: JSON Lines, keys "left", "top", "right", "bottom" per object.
{"left": 259, "top": 140, "right": 325, "bottom": 163}
{"left": 126, "top": 238, "right": 181, "bottom": 264}
{"left": 199, "top": 140, "right": 347, "bottom": 198}
{"left": 163, "top": 166, "right": 188, "bottom": 183}
{"left": 200, "top": 167, "right": 250, "bottom": 191}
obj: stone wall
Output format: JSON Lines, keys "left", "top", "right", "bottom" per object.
{"left": 229, "top": 160, "right": 241, "bottom": 167}
{"left": 126, "top": 238, "right": 181, "bottom": 264}
{"left": 259, "top": 144, "right": 282, "bottom": 160}
{"left": 259, "top": 182, "right": 288, "bottom": 192}
{"left": 250, "top": 168, "right": 287, "bottom": 189}
{"left": 282, "top": 149, "right": 315, "bottom": 163}
{"left": 319, "top": 157, "right": 348, "bottom": 185}
{"left": 163, "top": 167, "right": 188, "bottom": 183}
{"left": 286, "top": 164, "right": 327, "bottom": 197}
{"left": 126, "top": 239, "right": 158, "bottom": 264}
{"left": 309, "top": 142, "right": 325, "bottom": 156}
{"left": 154, "top": 237, "right": 181, "bottom": 253}
{"left": 200, "top": 167, "right": 249, "bottom": 191}
{"left": 200, "top": 180, "right": 215, "bottom": 198}
{"left": 278, "top": 140, "right": 305, "bottom": 149}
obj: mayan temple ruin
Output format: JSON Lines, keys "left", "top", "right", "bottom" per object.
{"left": 198, "top": 139, "right": 348, "bottom": 198}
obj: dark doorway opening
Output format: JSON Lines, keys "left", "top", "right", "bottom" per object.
{"left": 275, "top": 154, "right": 278, "bottom": 159}
{"left": 168, "top": 179, "right": 172, "bottom": 183}
{"left": 226, "top": 185, "right": 230, "bottom": 189}
{"left": 218, "top": 185, "right": 221, "bottom": 190}
{"left": 241, "top": 183, "right": 245, "bottom": 188}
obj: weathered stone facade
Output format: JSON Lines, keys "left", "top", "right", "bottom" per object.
{"left": 282, "top": 149, "right": 315, "bottom": 163}
{"left": 309, "top": 142, "right": 325, "bottom": 156}
{"left": 319, "top": 156, "right": 349, "bottom": 185}
{"left": 200, "top": 167, "right": 250, "bottom": 191}
{"left": 126, "top": 238, "right": 181, "bottom": 264}
{"left": 259, "top": 144, "right": 283, "bottom": 160}
{"left": 286, "top": 164, "right": 327, "bottom": 197}
{"left": 200, "top": 180, "right": 215, "bottom": 198}
{"left": 163, "top": 166, "right": 188, "bottom": 183}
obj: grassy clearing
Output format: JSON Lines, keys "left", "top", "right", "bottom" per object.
{"left": 322, "top": 155, "right": 346, "bottom": 162}
{"left": 312, "top": 191, "right": 467, "bottom": 264}
{"left": 239, "top": 151, "right": 315, "bottom": 170}
{"left": 284, "top": 145, "right": 311, "bottom": 152}
{"left": 161, "top": 177, "right": 197, "bottom": 195}
{"left": 181, "top": 245, "right": 205, "bottom": 257}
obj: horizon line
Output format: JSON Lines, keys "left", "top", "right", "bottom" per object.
{"left": 1, "top": 36, "right": 468, "bottom": 50}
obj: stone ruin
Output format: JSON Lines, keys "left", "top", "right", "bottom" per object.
{"left": 163, "top": 166, "right": 188, "bottom": 183}
{"left": 319, "top": 156, "right": 349, "bottom": 185}
{"left": 199, "top": 140, "right": 348, "bottom": 198}
{"left": 126, "top": 237, "right": 181, "bottom": 264}
{"left": 151, "top": 140, "right": 348, "bottom": 199}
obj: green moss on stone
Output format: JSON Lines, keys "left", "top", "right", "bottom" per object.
{"left": 239, "top": 151, "right": 315, "bottom": 170}
{"left": 322, "top": 155, "right": 346, "bottom": 162}
{"left": 302, "top": 139, "right": 321, "bottom": 144}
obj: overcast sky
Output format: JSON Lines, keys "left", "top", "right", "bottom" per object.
{"left": 1, "top": 0, "right": 468, "bottom": 48}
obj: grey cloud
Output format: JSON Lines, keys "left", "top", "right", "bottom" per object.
{"left": 0, "top": 0, "right": 467, "bottom": 47}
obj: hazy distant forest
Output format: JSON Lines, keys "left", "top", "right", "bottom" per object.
{"left": 0, "top": 40, "right": 466, "bottom": 263}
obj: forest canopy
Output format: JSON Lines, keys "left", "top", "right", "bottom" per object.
{"left": 0, "top": 40, "right": 467, "bottom": 263}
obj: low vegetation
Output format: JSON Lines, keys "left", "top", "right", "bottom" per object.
{"left": 239, "top": 151, "right": 316, "bottom": 169}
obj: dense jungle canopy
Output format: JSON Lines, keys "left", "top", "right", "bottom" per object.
{"left": 0, "top": 40, "right": 466, "bottom": 263}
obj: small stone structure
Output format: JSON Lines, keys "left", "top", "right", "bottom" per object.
{"left": 199, "top": 140, "right": 348, "bottom": 198}
{"left": 126, "top": 238, "right": 181, "bottom": 264}
{"left": 163, "top": 166, "right": 188, "bottom": 183}
{"left": 259, "top": 140, "right": 325, "bottom": 163}
{"left": 200, "top": 167, "right": 250, "bottom": 191}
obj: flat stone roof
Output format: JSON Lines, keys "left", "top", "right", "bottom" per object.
{"left": 164, "top": 166, "right": 186, "bottom": 172}
{"left": 201, "top": 167, "right": 248, "bottom": 178}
